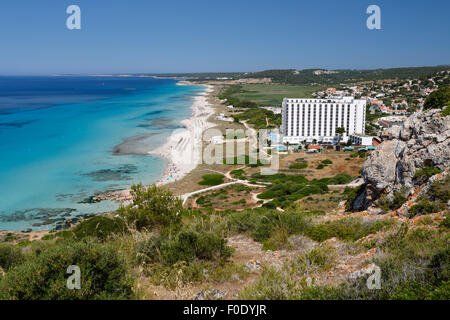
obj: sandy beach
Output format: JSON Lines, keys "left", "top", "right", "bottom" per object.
{"left": 94, "top": 84, "right": 215, "bottom": 203}
{"left": 150, "top": 85, "right": 215, "bottom": 185}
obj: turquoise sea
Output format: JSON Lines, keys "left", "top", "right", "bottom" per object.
{"left": 0, "top": 76, "right": 204, "bottom": 231}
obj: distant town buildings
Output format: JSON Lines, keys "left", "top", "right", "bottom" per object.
{"left": 281, "top": 97, "right": 366, "bottom": 144}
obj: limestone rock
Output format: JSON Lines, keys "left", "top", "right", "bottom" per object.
{"left": 361, "top": 109, "right": 450, "bottom": 208}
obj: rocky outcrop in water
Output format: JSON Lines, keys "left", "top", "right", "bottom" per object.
{"left": 356, "top": 109, "right": 450, "bottom": 211}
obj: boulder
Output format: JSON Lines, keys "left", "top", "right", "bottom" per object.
{"left": 360, "top": 109, "right": 450, "bottom": 209}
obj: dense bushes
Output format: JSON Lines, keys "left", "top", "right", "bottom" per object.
{"left": 424, "top": 85, "right": 450, "bottom": 110}
{"left": 0, "top": 244, "right": 24, "bottom": 271}
{"left": 414, "top": 166, "right": 442, "bottom": 184}
{"left": 379, "top": 187, "right": 409, "bottom": 212}
{"left": 226, "top": 209, "right": 311, "bottom": 248}
{"left": 254, "top": 173, "right": 352, "bottom": 209}
{"left": 409, "top": 198, "right": 440, "bottom": 217}
{"left": 343, "top": 184, "right": 365, "bottom": 210}
{"left": 428, "top": 176, "right": 450, "bottom": 203}
{"left": 230, "top": 169, "right": 246, "bottom": 178}
{"left": 441, "top": 215, "right": 450, "bottom": 229}
{"left": 198, "top": 174, "right": 225, "bottom": 186}
{"left": 137, "top": 231, "right": 233, "bottom": 266}
{"left": 305, "top": 217, "right": 395, "bottom": 242}
{"left": 443, "top": 106, "right": 450, "bottom": 116}
{"left": 232, "top": 107, "right": 281, "bottom": 129}
{"left": 0, "top": 241, "right": 133, "bottom": 300}
{"left": 72, "top": 216, "right": 127, "bottom": 241}
{"left": 117, "top": 184, "right": 182, "bottom": 233}
{"left": 289, "top": 162, "right": 308, "bottom": 169}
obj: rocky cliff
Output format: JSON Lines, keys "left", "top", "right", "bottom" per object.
{"left": 356, "top": 109, "right": 450, "bottom": 211}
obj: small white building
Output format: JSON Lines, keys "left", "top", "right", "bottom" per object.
{"left": 350, "top": 134, "right": 373, "bottom": 146}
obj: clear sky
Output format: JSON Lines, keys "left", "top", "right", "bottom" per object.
{"left": 0, "top": 0, "right": 449, "bottom": 74}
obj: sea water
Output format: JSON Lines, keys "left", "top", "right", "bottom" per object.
{"left": 0, "top": 76, "right": 204, "bottom": 231}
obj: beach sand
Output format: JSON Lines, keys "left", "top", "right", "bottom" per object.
{"left": 150, "top": 85, "right": 215, "bottom": 185}
{"left": 94, "top": 85, "right": 215, "bottom": 204}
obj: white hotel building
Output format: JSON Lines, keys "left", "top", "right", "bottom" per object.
{"left": 281, "top": 97, "right": 366, "bottom": 144}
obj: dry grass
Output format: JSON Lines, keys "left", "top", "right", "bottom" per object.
{"left": 291, "top": 192, "right": 344, "bottom": 213}
{"left": 279, "top": 150, "right": 365, "bottom": 179}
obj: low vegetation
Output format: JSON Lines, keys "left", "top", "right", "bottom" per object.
{"left": 305, "top": 217, "right": 395, "bottom": 242}
{"left": 413, "top": 166, "right": 443, "bottom": 184}
{"left": 254, "top": 173, "right": 353, "bottom": 209}
{"left": 379, "top": 187, "right": 409, "bottom": 212}
{"left": 117, "top": 184, "right": 182, "bottom": 234}
{"left": 0, "top": 240, "right": 133, "bottom": 300}
{"left": 198, "top": 174, "right": 225, "bottom": 186}
{"left": 289, "top": 162, "right": 308, "bottom": 169}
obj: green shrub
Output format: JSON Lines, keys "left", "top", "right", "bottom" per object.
{"left": 316, "top": 164, "right": 325, "bottom": 170}
{"left": 198, "top": 174, "right": 225, "bottom": 186}
{"left": 238, "top": 267, "right": 299, "bottom": 300}
{"left": 305, "top": 217, "right": 394, "bottom": 242}
{"left": 442, "top": 106, "right": 450, "bottom": 116}
{"left": 230, "top": 169, "right": 246, "bottom": 177}
{"left": 424, "top": 85, "right": 450, "bottom": 110}
{"left": 262, "top": 228, "right": 290, "bottom": 251}
{"left": 328, "top": 173, "right": 353, "bottom": 185}
{"left": 262, "top": 201, "right": 277, "bottom": 209}
{"left": 196, "top": 196, "right": 207, "bottom": 205}
{"left": 0, "top": 241, "right": 133, "bottom": 300}
{"left": 343, "top": 184, "right": 365, "bottom": 210}
{"left": 292, "top": 244, "right": 337, "bottom": 273}
{"left": 321, "top": 159, "right": 333, "bottom": 165}
{"left": 414, "top": 166, "right": 443, "bottom": 184}
{"left": 289, "top": 162, "right": 308, "bottom": 169}
{"left": 41, "top": 234, "right": 57, "bottom": 241}
{"left": 226, "top": 209, "right": 311, "bottom": 244}
{"left": 440, "top": 215, "right": 450, "bottom": 229}
{"left": 232, "top": 199, "right": 246, "bottom": 205}
{"left": 138, "top": 231, "right": 233, "bottom": 266}
{"left": 428, "top": 176, "right": 450, "bottom": 204}
{"left": 409, "top": 198, "right": 440, "bottom": 217}
{"left": 72, "top": 216, "right": 126, "bottom": 241}
{"left": 379, "top": 187, "right": 409, "bottom": 212}
{"left": 117, "top": 183, "right": 182, "bottom": 233}
{"left": 0, "top": 244, "right": 24, "bottom": 271}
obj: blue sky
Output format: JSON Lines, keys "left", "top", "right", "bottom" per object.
{"left": 0, "top": 0, "right": 449, "bottom": 74}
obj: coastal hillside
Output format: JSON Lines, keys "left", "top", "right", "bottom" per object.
{"left": 150, "top": 65, "right": 450, "bottom": 85}
{"left": 355, "top": 108, "right": 450, "bottom": 212}
{"left": 0, "top": 104, "right": 448, "bottom": 301}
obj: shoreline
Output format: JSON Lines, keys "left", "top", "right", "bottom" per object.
{"left": 93, "top": 84, "right": 215, "bottom": 204}
{"left": 150, "top": 84, "right": 215, "bottom": 185}
{"left": 0, "top": 82, "right": 216, "bottom": 232}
